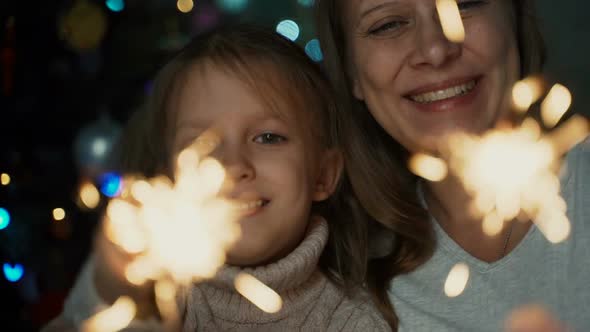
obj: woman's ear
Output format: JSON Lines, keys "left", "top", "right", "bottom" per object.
{"left": 313, "top": 149, "right": 344, "bottom": 202}
{"left": 349, "top": 64, "right": 365, "bottom": 100}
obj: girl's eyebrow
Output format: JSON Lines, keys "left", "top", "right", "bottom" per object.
{"left": 175, "top": 122, "right": 204, "bottom": 133}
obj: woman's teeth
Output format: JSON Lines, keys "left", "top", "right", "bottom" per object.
{"left": 410, "top": 80, "right": 476, "bottom": 103}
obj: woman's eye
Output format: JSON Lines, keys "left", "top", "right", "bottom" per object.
{"left": 457, "top": 0, "right": 486, "bottom": 12}
{"left": 368, "top": 19, "right": 407, "bottom": 36}
{"left": 253, "top": 133, "right": 287, "bottom": 145}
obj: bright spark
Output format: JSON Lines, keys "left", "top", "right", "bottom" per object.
{"left": 541, "top": 84, "right": 572, "bottom": 128}
{"left": 435, "top": 0, "right": 465, "bottom": 43}
{"left": 234, "top": 272, "right": 283, "bottom": 313}
{"left": 444, "top": 263, "right": 469, "bottom": 297}
{"left": 81, "top": 296, "right": 136, "bottom": 332}
{"left": 408, "top": 153, "right": 448, "bottom": 182}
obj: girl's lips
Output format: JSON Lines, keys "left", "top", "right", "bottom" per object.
{"left": 234, "top": 199, "right": 270, "bottom": 218}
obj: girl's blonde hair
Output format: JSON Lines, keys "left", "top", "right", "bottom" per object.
{"left": 113, "top": 23, "right": 371, "bottom": 291}
{"left": 314, "top": 0, "right": 546, "bottom": 328}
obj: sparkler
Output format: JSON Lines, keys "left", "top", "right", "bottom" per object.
{"left": 81, "top": 133, "right": 288, "bottom": 329}
{"left": 409, "top": 79, "right": 588, "bottom": 297}
{"left": 419, "top": 3, "right": 589, "bottom": 298}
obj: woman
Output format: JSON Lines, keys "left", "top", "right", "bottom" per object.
{"left": 315, "top": 0, "right": 589, "bottom": 331}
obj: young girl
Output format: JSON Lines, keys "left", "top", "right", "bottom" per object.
{"left": 43, "top": 24, "right": 390, "bottom": 331}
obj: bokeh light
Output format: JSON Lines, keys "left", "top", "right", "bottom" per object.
{"left": 91, "top": 137, "right": 108, "bottom": 158}
{"left": 79, "top": 181, "right": 101, "bottom": 209}
{"left": 53, "top": 208, "right": 66, "bottom": 221}
{"left": 3, "top": 263, "right": 24, "bottom": 283}
{"left": 99, "top": 172, "right": 123, "bottom": 198}
{"left": 305, "top": 39, "right": 323, "bottom": 62}
{"left": 0, "top": 208, "right": 10, "bottom": 230}
{"left": 215, "top": 0, "right": 248, "bottom": 14}
{"left": 297, "top": 0, "right": 315, "bottom": 7}
{"left": 1, "top": 173, "right": 10, "bottom": 186}
{"left": 177, "top": 0, "right": 194, "bottom": 13}
{"left": 105, "top": 0, "right": 125, "bottom": 12}
{"left": 276, "top": 20, "right": 300, "bottom": 42}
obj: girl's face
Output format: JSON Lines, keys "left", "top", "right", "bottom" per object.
{"left": 344, "top": 0, "right": 520, "bottom": 153}
{"left": 170, "top": 63, "right": 341, "bottom": 266}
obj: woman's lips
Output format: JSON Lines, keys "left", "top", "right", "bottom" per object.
{"left": 404, "top": 76, "right": 482, "bottom": 113}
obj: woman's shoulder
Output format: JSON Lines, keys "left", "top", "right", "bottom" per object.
{"left": 561, "top": 135, "right": 590, "bottom": 190}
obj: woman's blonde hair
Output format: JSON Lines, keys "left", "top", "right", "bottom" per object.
{"left": 314, "top": 0, "right": 546, "bottom": 328}
{"left": 113, "top": 23, "right": 371, "bottom": 291}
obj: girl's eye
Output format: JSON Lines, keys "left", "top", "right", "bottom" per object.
{"left": 368, "top": 19, "right": 408, "bottom": 36}
{"left": 253, "top": 133, "right": 287, "bottom": 145}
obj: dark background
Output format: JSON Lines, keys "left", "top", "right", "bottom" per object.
{"left": 0, "top": 0, "right": 587, "bottom": 330}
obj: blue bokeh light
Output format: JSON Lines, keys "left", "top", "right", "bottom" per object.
{"left": 99, "top": 172, "right": 123, "bottom": 198}
{"left": 106, "top": 0, "right": 125, "bottom": 12}
{"left": 0, "top": 208, "right": 10, "bottom": 230}
{"left": 215, "top": 0, "right": 249, "bottom": 13}
{"left": 305, "top": 39, "right": 323, "bottom": 62}
{"left": 297, "top": 0, "right": 315, "bottom": 7}
{"left": 3, "top": 263, "right": 24, "bottom": 283}
{"left": 276, "top": 20, "right": 300, "bottom": 42}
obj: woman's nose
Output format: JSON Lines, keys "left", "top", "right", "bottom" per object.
{"left": 409, "top": 14, "right": 462, "bottom": 69}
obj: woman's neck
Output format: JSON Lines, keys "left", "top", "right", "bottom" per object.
{"left": 425, "top": 175, "right": 475, "bottom": 226}
{"left": 423, "top": 176, "right": 531, "bottom": 262}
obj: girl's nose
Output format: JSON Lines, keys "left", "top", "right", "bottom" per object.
{"left": 213, "top": 145, "right": 255, "bottom": 183}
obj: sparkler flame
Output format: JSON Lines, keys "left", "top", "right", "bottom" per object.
{"left": 104, "top": 147, "right": 240, "bottom": 284}
{"left": 83, "top": 134, "right": 290, "bottom": 328}
{"left": 409, "top": 80, "right": 588, "bottom": 245}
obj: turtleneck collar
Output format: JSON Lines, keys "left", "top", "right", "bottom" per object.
{"left": 188, "top": 216, "right": 330, "bottom": 324}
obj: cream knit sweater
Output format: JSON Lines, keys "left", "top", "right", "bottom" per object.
{"left": 43, "top": 217, "right": 390, "bottom": 331}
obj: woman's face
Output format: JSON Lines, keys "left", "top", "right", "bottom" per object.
{"left": 344, "top": 0, "right": 520, "bottom": 153}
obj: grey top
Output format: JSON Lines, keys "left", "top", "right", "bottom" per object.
{"left": 390, "top": 137, "right": 590, "bottom": 332}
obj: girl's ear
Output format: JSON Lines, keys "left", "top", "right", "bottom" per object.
{"left": 352, "top": 77, "right": 364, "bottom": 100}
{"left": 313, "top": 149, "right": 344, "bottom": 202}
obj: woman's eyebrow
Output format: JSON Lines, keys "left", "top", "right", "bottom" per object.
{"left": 361, "top": 0, "right": 399, "bottom": 19}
